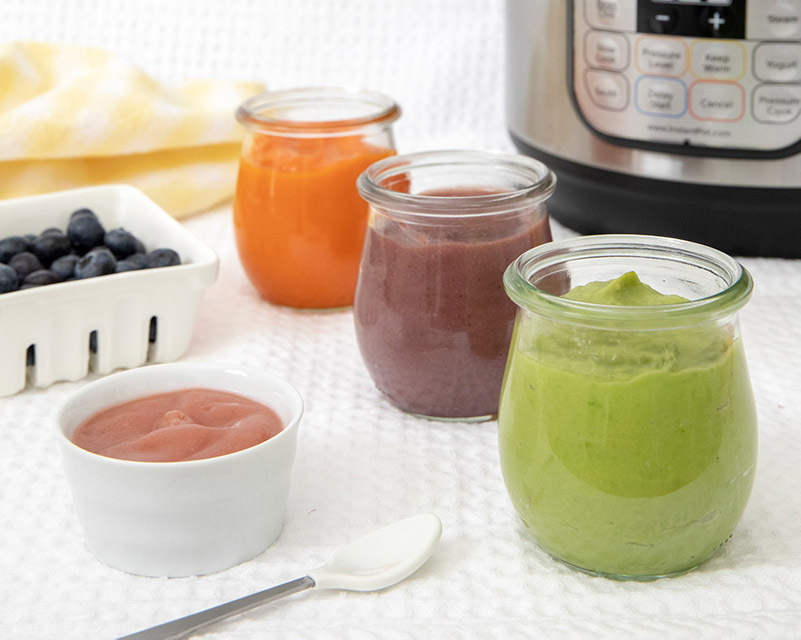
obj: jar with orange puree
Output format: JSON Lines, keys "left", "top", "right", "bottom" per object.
{"left": 234, "top": 88, "right": 400, "bottom": 309}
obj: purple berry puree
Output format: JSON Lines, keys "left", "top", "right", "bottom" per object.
{"left": 354, "top": 207, "right": 552, "bottom": 419}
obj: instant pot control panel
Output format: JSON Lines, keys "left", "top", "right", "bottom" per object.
{"left": 571, "top": 0, "right": 801, "bottom": 156}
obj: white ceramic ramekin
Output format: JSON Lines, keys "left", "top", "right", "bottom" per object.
{"left": 0, "top": 185, "right": 218, "bottom": 396}
{"left": 54, "top": 362, "right": 303, "bottom": 577}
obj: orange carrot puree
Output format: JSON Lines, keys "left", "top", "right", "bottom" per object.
{"left": 233, "top": 134, "right": 395, "bottom": 309}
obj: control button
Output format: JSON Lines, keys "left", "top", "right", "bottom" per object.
{"left": 754, "top": 43, "right": 801, "bottom": 82}
{"left": 700, "top": 7, "right": 736, "bottom": 38}
{"left": 649, "top": 7, "right": 678, "bottom": 34}
{"left": 765, "top": 1, "right": 801, "bottom": 39}
{"left": 748, "top": 1, "right": 801, "bottom": 40}
{"left": 635, "top": 77, "right": 687, "bottom": 117}
{"left": 585, "top": 31, "right": 629, "bottom": 71}
{"left": 689, "top": 81, "right": 745, "bottom": 122}
{"left": 691, "top": 42, "right": 746, "bottom": 80}
{"left": 585, "top": 70, "right": 629, "bottom": 110}
{"left": 636, "top": 37, "right": 688, "bottom": 77}
{"left": 753, "top": 84, "right": 801, "bottom": 123}
{"left": 584, "top": 0, "right": 637, "bottom": 31}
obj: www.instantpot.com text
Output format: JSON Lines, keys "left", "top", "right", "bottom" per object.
{"left": 647, "top": 123, "right": 733, "bottom": 139}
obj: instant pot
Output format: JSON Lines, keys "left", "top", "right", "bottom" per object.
{"left": 506, "top": 0, "right": 801, "bottom": 257}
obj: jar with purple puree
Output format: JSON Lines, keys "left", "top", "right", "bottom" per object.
{"left": 354, "top": 150, "right": 556, "bottom": 421}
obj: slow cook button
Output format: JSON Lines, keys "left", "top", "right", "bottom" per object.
{"left": 635, "top": 77, "right": 686, "bottom": 117}
{"left": 691, "top": 41, "right": 746, "bottom": 80}
{"left": 636, "top": 37, "right": 688, "bottom": 77}
{"left": 754, "top": 43, "right": 801, "bottom": 83}
{"left": 753, "top": 84, "right": 801, "bottom": 123}
{"left": 585, "top": 70, "right": 629, "bottom": 110}
{"left": 689, "top": 81, "right": 745, "bottom": 122}
{"left": 584, "top": 0, "right": 637, "bottom": 31}
{"left": 585, "top": 30, "right": 630, "bottom": 71}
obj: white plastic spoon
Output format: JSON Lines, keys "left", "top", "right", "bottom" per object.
{"left": 119, "top": 514, "right": 443, "bottom": 640}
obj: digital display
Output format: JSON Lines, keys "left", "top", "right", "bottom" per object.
{"left": 638, "top": 0, "right": 745, "bottom": 38}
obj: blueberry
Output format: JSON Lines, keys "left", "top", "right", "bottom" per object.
{"left": 0, "top": 236, "right": 28, "bottom": 263}
{"left": 104, "top": 228, "right": 141, "bottom": 259}
{"left": 115, "top": 252, "right": 148, "bottom": 272}
{"left": 9, "top": 252, "right": 43, "bottom": 280}
{"left": 50, "top": 254, "right": 79, "bottom": 280}
{"left": 0, "top": 263, "right": 19, "bottom": 293}
{"left": 26, "top": 345, "right": 35, "bottom": 366}
{"left": 23, "top": 269, "right": 62, "bottom": 287}
{"left": 42, "top": 227, "right": 65, "bottom": 237}
{"left": 30, "top": 233, "right": 71, "bottom": 266}
{"left": 145, "top": 248, "right": 181, "bottom": 268}
{"left": 74, "top": 248, "right": 116, "bottom": 279}
{"left": 70, "top": 208, "right": 97, "bottom": 221}
{"left": 23, "top": 234, "right": 36, "bottom": 245}
{"left": 68, "top": 212, "right": 106, "bottom": 254}
{"left": 89, "top": 330, "right": 97, "bottom": 353}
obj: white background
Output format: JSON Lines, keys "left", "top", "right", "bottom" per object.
{"left": 1, "top": 1, "right": 800, "bottom": 638}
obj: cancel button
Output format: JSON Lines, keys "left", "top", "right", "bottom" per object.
{"left": 689, "top": 82, "right": 745, "bottom": 122}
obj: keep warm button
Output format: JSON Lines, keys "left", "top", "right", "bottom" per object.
{"left": 689, "top": 81, "right": 745, "bottom": 122}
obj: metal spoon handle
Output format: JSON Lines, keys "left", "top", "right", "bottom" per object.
{"left": 118, "top": 575, "right": 315, "bottom": 640}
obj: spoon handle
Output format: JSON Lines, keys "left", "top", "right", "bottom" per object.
{"left": 118, "top": 575, "right": 315, "bottom": 640}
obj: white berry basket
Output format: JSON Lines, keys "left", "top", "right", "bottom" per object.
{"left": 0, "top": 185, "right": 218, "bottom": 396}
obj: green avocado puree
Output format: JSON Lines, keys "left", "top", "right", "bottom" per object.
{"left": 498, "top": 272, "right": 757, "bottom": 578}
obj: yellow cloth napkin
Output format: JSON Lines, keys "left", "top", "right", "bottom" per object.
{"left": 0, "top": 42, "right": 264, "bottom": 218}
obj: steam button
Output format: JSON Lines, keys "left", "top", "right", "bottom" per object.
{"left": 765, "top": 2, "right": 801, "bottom": 39}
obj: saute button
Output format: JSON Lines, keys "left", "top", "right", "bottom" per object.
{"left": 754, "top": 43, "right": 801, "bottom": 83}
{"left": 585, "top": 70, "right": 629, "bottom": 110}
{"left": 636, "top": 77, "right": 686, "bottom": 116}
{"left": 585, "top": 31, "right": 629, "bottom": 71}
{"left": 753, "top": 84, "right": 801, "bottom": 123}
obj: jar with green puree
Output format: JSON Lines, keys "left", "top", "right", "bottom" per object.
{"left": 498, "top": 235, "right": 758, "bottom": 580}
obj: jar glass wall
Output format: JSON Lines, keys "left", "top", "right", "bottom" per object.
{"left": 498, "top": 235, "right": 758, "bottom": 580}
{"left": 234, "top": 88, "right": 400, "bottom": 309}
{"left": 355, "top": 150, "right": 555, "bottom": 421}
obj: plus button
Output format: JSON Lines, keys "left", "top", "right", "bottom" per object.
{"left": 708, "top": 11, "right": 726, "bottom": 31}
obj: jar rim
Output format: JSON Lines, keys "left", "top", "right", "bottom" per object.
{"left": 235, "top": 87, "right": 401, "bottom": 134}
{"left": 357, "top": 149, "right": 557, "bottom": 217}
{"left": 504, "top": 234, "right": 753, "bottom": 328}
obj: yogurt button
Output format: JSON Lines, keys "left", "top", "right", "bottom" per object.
{"left": 753, "top": 84, "right": 801, "bottom": 123}
{"left": 754, "top": 43, "right": 801, "bottom": 83}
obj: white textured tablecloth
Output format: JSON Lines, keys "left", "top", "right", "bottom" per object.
{"left": 1, "top": 1, "right": 800, "bottom": 638}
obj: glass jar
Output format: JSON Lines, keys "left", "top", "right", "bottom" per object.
{"left": 234, "top": 88, "right": 400, "bottom": 309}
{"left": 498, "top": 235, "right": 758, "bottom": 580}
{"left": 354, "top": 150, "right": 556, "bottom": 421}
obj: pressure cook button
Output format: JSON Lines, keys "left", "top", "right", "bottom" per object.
{"left": 585, "top": 70, "right": 629, "bottom": 110}
{"left": 754, "top": 43, "right": 801, "bottom": 82}
{"left": 753, "top": 84, "right": 801, "bottom": 123}
{"left": 636, "top": 37, "right": 688, "bottom": 77}
{"left": 585, "top": 31, "right": 630, "bottom": 71}
{"left": 584, "top": 0, "right": 637, "bottom": 31}
{"left": 689, "top": 82, "right": 745, "bottom": 122}
{"left": 635, "top": 77, "right": 687, "bottom": 117}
